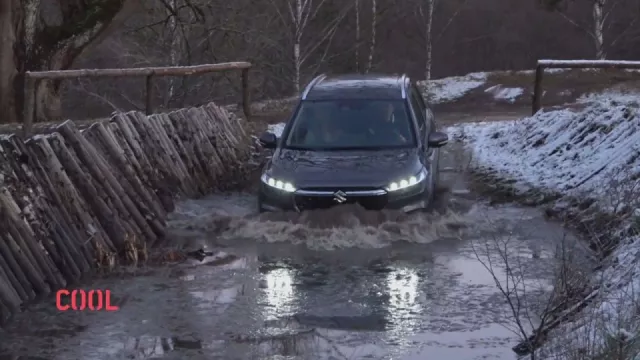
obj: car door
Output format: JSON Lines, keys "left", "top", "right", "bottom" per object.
{"left": 408, "top": 87, "right": 430, "bottom": 157}
{"left": 413, "top": 84, "right": 440, "bottom": 178}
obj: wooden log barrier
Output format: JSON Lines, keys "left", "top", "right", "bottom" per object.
{"left": 0, "top": 102, "right": 251, "bottom": 324}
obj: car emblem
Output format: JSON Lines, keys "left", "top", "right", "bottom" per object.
{"left": 333, "top": 190, "right": 347, "bottom": 203}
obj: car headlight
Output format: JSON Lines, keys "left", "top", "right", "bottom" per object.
{"left": 385, "top": 168, "right": 427, "bottom": 192}
{"left": 261, "top": 173, "right": 296, "bottom": 192}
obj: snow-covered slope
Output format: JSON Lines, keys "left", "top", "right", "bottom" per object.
{"left": 447, "top": 98, "right": 640, "bottom": 358}
{"left": 449, "top": 99, "right": 640, "bottom": 199}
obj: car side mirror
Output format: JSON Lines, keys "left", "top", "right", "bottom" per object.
{"left": 427, "top": 131, "right": 448, "bottom": 147}
{"left": 258, "top": 131, "right": 278, "bottom": 149}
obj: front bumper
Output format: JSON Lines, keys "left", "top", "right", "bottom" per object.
{"left": 258, "top": 181, "right": 428, "bottom": 213}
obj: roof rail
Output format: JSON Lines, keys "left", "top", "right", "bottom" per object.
{"left": 301, "top": 74, "right": 327, "bottom": 99}
{"left": 399, "top": 74, "right": 408, "bottom": 98}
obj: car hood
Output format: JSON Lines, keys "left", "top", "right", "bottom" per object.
{"left": 265, "top": 148, "right": 422, "bottom": 188}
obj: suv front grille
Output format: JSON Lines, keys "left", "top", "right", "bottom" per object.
{"left": 298, "top": 186, "right": 380, "bottom": 192}
{"left": 293, "top": 191, "right": 387, "bottom": 211}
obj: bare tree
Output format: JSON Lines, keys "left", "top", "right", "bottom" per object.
{"left": 271, "top": 0, "right": 351, "bottom": 92}
{"left": 28, "top": 0, "right": 640, "bottom": 119}
{"left": 364, "top": 0, "right": 377, "bottom": 73}
{"left": 592, "top": 0, "right": 606, "bottom": 59}
{"left": 421, "top": 0, "right": 434, "bottom": 80}
{"left": 355, "top": 0, "right": 361, "bottom": 72}
{"left": 415, "top": 0, "right": 469, "bottom": 81}
{"left": 166, "top": 0, "right": 184, "bottom": 104}
{"left": 539, "top": 0, "right": 633, "bottom": 60}
{"left": 0, "top": 0, "right": 131, "bottom": 124}
{"left": 471, "top": 229, "right": 593, "bottom": 359}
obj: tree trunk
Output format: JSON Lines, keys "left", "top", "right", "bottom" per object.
{"left": 355, "top": 0, "right": 360, "bottom": 72}
{"left": 166, "top": 0, "right": 185, "bottom": 107}
{"left": 293, "top": 0, "right": 303, "bottom": 93}
{"left": 35, "top": 80, "right": 63, "bottom": 121}
{"left": 424, "top": 0, "right": 435, "bottom": 80}
{"left": 0, "top": 0, "right": 19, "bottom": 124}
{"left": 365, "top": 0, "right": 377, "bottom": 73}
{"left": 294, "top": 43, "right": 301, "bottom": 93}
{"left": 592, "top": 0, "right": 606, "bottom": 59}
{"left": 0, "top": 0, "right": 128, "bottom": 124}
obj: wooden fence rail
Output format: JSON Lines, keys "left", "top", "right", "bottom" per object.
{"left": 532, "top": 59, "right": 640, "bottom": 115}
{"left": 0, "top": 102, "right": 251, "bottom": 323}
{"left": 23, "top": 62, "right": 252, "bottom": 137}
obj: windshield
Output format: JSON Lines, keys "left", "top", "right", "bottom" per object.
{"left": 283, "top": 99, "right": 416, "bottom": 150}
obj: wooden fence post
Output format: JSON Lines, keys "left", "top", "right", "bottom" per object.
{"left": 145, "top": 74, "right": 154, "bottom": 115}
{"left": 20, "top": 62, "right": 251, "bottom": 125}
{"left": 241, "top": 68, "right": 251, "bottom": 120}
{"left": 22, "top": 75, "right": 36, "bottom": 138}
{"left": 532, "top": 64, "right": 544, "bottom": 115}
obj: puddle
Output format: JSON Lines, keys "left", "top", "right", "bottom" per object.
{"left": 0, "top": 136, "right": 592, "bottom": 360}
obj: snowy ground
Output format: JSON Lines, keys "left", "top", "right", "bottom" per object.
{"left": 578, "top": 88, "right": 640, "bottom": 105}
{"left": 267, "top": 123, "right": 285, "bottom": 137}
{"left": 483, "top": 85, "right": 523, "bottom": 103}
{"left": 446, "top": 97, "right": 640, "bottom": 358}
{"left": 420, "top": 72, "right": 489, "bottom": 104}
{"left": 416, "top": 69, "right": 568, "bottom": 105}
{"left": 448, "top": 99, "right": 640, "bottom": 198}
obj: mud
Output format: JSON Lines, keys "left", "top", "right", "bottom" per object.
{"left": 0, "top": 136, "right": 591, "bottom": 360}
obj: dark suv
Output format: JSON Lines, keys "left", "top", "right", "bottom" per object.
{"left": 257, "top": 73, "right": 448, "bottom": 213}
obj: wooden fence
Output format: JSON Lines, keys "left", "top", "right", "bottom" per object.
{"left": 23, "top": 62, "right": 252, "bottom": 136}
{"left": 0, "top": 102, "right": 251, "bottom": 323}
{"left": 532, "top": 59, "right": 640, "bottom": 115}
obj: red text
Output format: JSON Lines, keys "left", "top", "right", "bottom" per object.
{"left": 56, "top": 289, "right": 119, "bottom": 311}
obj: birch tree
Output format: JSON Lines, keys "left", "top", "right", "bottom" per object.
{"left": 272, "top": 0, "right": 352, "bottom": 93}
{"left": 158, "top": 0, "right": 194, "bottom": 107}
{"left": 355, "top": 0, "right": 361, "bottom": 72}
{"left": 0, "top": 0, "right": 129, "bottom": 124}
{"left": 416, "top": 0, "right": 468, "bottom": 80}
{"left": 364, "top": 0, "right": 377, "bottom": 73}
{"left": 540, "top": 0, "right": 632, "bottom": 60}
{"left": 167, "top": 0, "right": 183, "bottom": 103}
{"left": 422, "top": 0, "right": 434, "bottom": 80}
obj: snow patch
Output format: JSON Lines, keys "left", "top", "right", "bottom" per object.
{"left": 420, "top": 72, "right": 487, "bottom": 104}
{"left": 267, "top": 123, "right": 286, "bottom": 137}
{"left": 578, "top": 88, "right": 640, "bottom": 105}
{"left": 484, "top": 85, "right": 524, "bottom": 103}
{"left": 539, "top": 59, "right": 640, "bottom": 67}
{"left": 499, "top": 68, "right": 569, "bottom": 75}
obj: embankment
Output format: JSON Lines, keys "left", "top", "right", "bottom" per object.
{"left": 0, "top": 103, "right": 251, "bottom": 323}
{"left": 447, "top": 98, "right": 640, "bottom": 357}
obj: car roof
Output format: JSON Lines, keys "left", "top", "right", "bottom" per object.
{"left": 302, "top": 73, "right": 409, "bottom": 100}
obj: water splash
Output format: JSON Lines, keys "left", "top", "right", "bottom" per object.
{"left": 168, "top": 202, "right": 468, "bottom": 251}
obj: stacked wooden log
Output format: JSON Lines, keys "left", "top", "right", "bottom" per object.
{"left": 0, "top": 102, "right": 251, "bottom": 323}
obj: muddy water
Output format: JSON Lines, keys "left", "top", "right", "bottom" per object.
{"left": 0, "top": 142, "right": 584, "bottom": 360}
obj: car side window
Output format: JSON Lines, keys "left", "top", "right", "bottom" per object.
{"left": 412, "top": 85, "right": 427, "bottom": 110}
{"left": 426, "top": 108, "right": 435, "bottom": 130}
{"left": 413, "top": 84, "right": 435, "bottom": 134}
{"left": 409, "top": 91, "right": 427, "bottom": 134}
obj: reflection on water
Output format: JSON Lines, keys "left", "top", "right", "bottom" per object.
{"left": 386, "top": 267, "right": 422, "bottom": 340}
{"left": 127, "top": 336, "right": 173, "bottom": 359}
{"left": 101, "top": 336, "right": 175, "bottom": 359}
{"left": 263, "top": 268, "right": 297, "bottom": 319}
